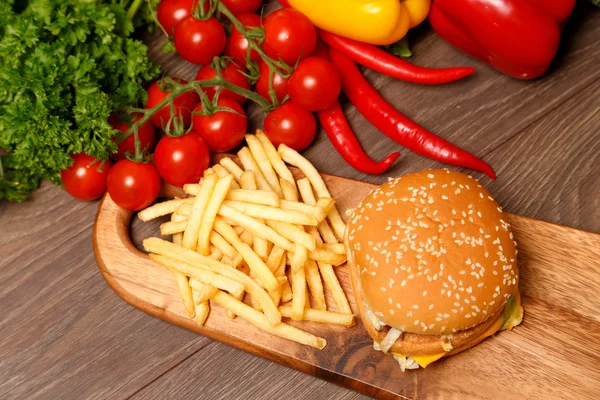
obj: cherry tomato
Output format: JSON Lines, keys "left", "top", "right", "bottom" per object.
{"left": 174, "top": 16, "right": 226, "bottom": 65}
{"left": 107, "top": 160, "right": 161, "bottom": 211}
{"left": 264, "top": 102, "right": 316, "bottom": 151}
{"left": 195, "top": 61, "right": 250, "bottom": 105}
{"left": 154, "top": 132, "right": 211, "bottom": 187}
{"left": 287, "top": 57, "right": 341, "bottom": 111}
{"left": 221, "top": 0, "right": 262, "bottom": 15}
{"left": 263, "top": 9, "right": 316, "bottom": 65}
{"left": 145, "top": 78, "right": 199, "bottom": 130}
{"left": 109, "top": 113, "right": 156, "bottom": 161}
{"left": 224, "top": 13, "right": 262, "bottom": 65}
{"left": 192, "top": 98, "right": 247, "bottom": 153}
{"left": 310, "top": 38, "right": 329, "bottom": 59}
{"left": 255, "top": 61, "right": 288, "bottom": 104}
{"left": 61, "top": 154, "right": 112, "bottom": 201}
{"left": 157, "top": 0, "right": 196, "bottom": 36}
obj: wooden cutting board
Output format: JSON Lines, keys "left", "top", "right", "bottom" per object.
{"left": 93, "top": 169, "right": 600, "bottom": 400}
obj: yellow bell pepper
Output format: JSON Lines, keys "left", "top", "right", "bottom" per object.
{"left": 286, "top": 0, "right": 431, "bottom": 46}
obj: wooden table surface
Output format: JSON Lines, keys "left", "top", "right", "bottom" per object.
{"left": 1, "top": 2, "right": 599, "bottom": 399}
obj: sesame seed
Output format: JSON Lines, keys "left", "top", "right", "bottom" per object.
{"left": 429, "top": 304, "right": 434, "bottom": 310}
{"left": 414, "top": 320, "right": 420, "bottom": 325}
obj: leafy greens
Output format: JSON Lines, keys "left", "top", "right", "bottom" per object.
{"left": 0, "top": 0, "right": 160, "bottom": 201}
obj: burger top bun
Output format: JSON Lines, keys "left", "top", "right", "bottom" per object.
{"left": 345, "top": 170, "right": 519, "bottom": 336}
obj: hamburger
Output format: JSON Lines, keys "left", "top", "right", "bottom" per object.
{"left": 344, "top": 169, "right": 523, "bottom": 370}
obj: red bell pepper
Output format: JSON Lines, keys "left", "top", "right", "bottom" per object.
{"left": 429, "top": 0, "right": 577, "bottom": 79}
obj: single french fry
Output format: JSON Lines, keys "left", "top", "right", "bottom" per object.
{"left": 265, "top": 220, "right": 316, "bottom": 251}
{"left": 274, "top": 253, "right": 287, "bottom": 277}
{"left": 298, "top": 179, "right": 339, "bottom": 244}
{"left": 281, "top": 280, "right": 293, "bottom": 303}
{"left": 256, "top": 130, "right": 295, "bottom": 183}
{"left": 160, "top": 220, "right": 187, "bottom": 236}
{"left": 266, "top": 246, "right": 286, "bottom": 272}
{"left": 143, "top": 238, "right": 281, "bottom": 326}
{"left": 291, "top": 268, "right": 307, "bottom": 321}
{"left": 227, "top": 289, "right": 245, "bottom": 319}
{"left": 254, "top": 237, "right": 269, "bottom": 262}
{"left": 138, "top": 198, "right": 193, "bottom": 221}
{"left": 280, "top": 178, "right": 299, "bottom": 202}
{"left": 224, "top": 200, "right": 318, "bottom": 226}
{"left": 309, "top": 248, "right": 346, "bottom": 266}
{"left": 211, "top": 291, "right": 326, "bottom": 349}
{"left": 305, "top": 259, "right": 326, "bottom": 310}
{"left": 209, "top": 231, "right": 237, "bottom": 260}
{"left": 170, "top": 221, "right": 195, "bottom": 318}
{"left": 219, "top": 205, "right": 294, "bottom": 251}
{"left": 279, "top": 305, "right": 354, "bottom": 327}
{"left": 213, "top": 218, "right": 279, "bottom": 292}
{"left": 278, "top": 199, "right": 325, "bottom": 222}
{"left": 191, "top": 282, "right": 218, "bottom": 305}
{"left": 231, "top": 254, "right": 244, "bottom": 268}
{"left": 150, "top": 254, "right": 244, "bottom": 296}
{"left": 238, "top": 147, "right": 271, "bottom": 192}
{"left": 219, "top": 157, "right": 244, "bottom": 182}
{"left": 290, "top": 245, "right": 308, "bottom": 275}
{"left": 209, "top": 247, "right": 223, "bottom": 260}
{"left": 239, "top": 170, "right": 257, "bottom": 191}
{"left": 281, "top": 145, "right": 346, "bottom": 240}
{"left": 212, "top": 164, "right": 240, "bottom": 189}
{"left": 308, "top": 228, "right": 352, "bottom": 315}
{"left": 318, "top": 220, "right": 339, "bottom": 245}
{"left": 239, "top": 230, "right": 254, "bottom": 246}
{"left": 183, "top": 183, "right": 201, "bottom": 196}
{"left": 246, "top": 134, "right": 284, "bottom": 197}
{"left": 182, "top": 174, "right": 218, "bottom": 250}
{"left": 227, "top": 189, "right": 280, "bottom": 207}
{"left": 197, "top": 175, "right": 234, "bottom": 255}
{"left": 194, "top": 299, "right": 210, "bottom": 326}
{"left": 297, "top": 178, "right": 316, "bottom": 204}
{"left": 323, "top": 243, "right": 346, "bottom": 255}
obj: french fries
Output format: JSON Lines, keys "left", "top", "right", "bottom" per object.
{"left": 211, "top": 291, "right": 326, "bottom": 349}
{"left": 246, "top": 134, "right": 284, "bottom": 197}
{"left": 138, "top": 132, "right": 353, "bottom": 349}
{"left": 279, "top": 305, "right": 354, "bottom": 327}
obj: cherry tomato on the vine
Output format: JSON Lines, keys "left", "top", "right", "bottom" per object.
{"left": 221, "top": 0, "right": 262, "bottom": 15}
{"left": 107, "top": 160, "right": 161, "bottom": 211}
{"left": 255, "top": 61, "right": 289, "bottom": 104}
{"left": 61, "top": 154, "right": 112, "bottom": 201}
{"left": 154, "top": 132, "right": 211, "bottom": 187}
{"left": 174, "top": 16, "right": 226, "bottom": 65}
{"left": 157, "top": 0, "right": 197, "bottom": 36}
{"left": 192, "top": 98, "right": 248, "bottom": 153}
{"left": 287, "top": 57, "right": 341, "bottom": 111}
{"left": 145, "top": 78, "right": 199, "bottom": 130}
{"left": 224, "top": 13, "right": 262, "bottom": 65}
{"left": 109, "top": 113, "right": 156, "bottom": 161}
{"left": 195, "top": 61, "right": 251, "bottom": 105}
{"left": 263, "top": 9, "right": 316, "bottom": 66}
{"left": 264, "top": 102, "right": 316, "bottom": 151}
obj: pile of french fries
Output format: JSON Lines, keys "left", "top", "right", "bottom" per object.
{"left": 139, "top": 131, "right": 353, "bottom": 349}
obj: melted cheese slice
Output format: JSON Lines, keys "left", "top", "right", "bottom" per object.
{"left": 392, "top": 294, "right": 523, "bottom": 368}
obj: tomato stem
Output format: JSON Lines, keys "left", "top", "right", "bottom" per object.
{"left": 119, "top": 76, "right": 270, "bottom": 142}
{"left": 217, "top": 2, "right": 294, "bottom": 76}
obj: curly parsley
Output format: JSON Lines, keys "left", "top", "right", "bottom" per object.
{"left": 0, "top": 0, "right": 160, "bottom": 201}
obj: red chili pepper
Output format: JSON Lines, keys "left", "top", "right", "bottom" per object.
{"left": 328, "top": 47, "right": 496, "bottom": 179}
{"left": 319, "top": 29, "right": 476, "bottom": 85}
{"left": 317, "top": 102, "right": 400, "bottom": 175}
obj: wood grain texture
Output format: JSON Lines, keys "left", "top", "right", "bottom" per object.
{"left": 94, "top": 171, "right": 600, "bottom": 399}
{"left": 1, "top": 1, "right": 599, "bottom": 399}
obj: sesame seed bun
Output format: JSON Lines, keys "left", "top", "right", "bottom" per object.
{"left": 345, "top": 170, "right": 520, "bottom": 342}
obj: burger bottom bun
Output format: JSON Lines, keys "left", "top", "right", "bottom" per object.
{"left": 348, "top": 253, "right": 506, "bottom": 357}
